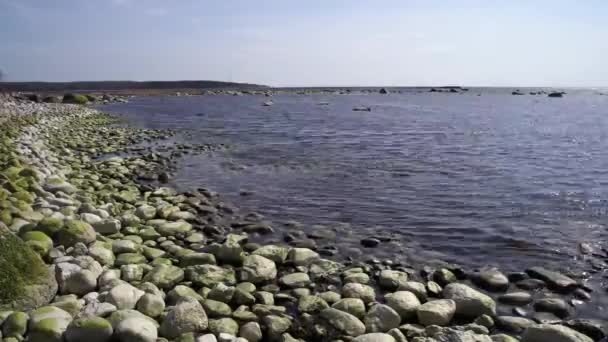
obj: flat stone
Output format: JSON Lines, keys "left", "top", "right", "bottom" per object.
{"left": 521, "top": 324, "right": 593, "bottom": 342}
{"left": 526, "top": 267, "right": 578, "bottom": 292}
{"left": 496, "top": 316, "right": 535, "bottom": 333}
{"left": 534, "top": 297, "right": 571, "bottom": 318}
{"left": 499, "top": 291, "right": 533, "bottom": 305}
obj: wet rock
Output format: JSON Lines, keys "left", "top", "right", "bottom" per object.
{"left": 521, "top": 324, "right": 593, "bottom": 342}
{"left": 432, "top": 269, "right": 457, "bottom": 286}
{"left": 496, "top": 316, "right": 535, "bottom": 333}
{"left": 516, "top": 278, "right": 546, "bottom": 290}
{"left": 499, "top": 291, "right": 533, "bottom": 305}
{"left": 564, "top": 319, "right": 608, "bottom": 341}
{"left": 526, "top": 267, "right": 578, "bottom": 292}
{"left": 534, "top": 297, "right": 572, "bottom": 318}
{"left": 472, "top": 267, "right": 509, "bottom": 292}
{"left": 379, "top": 270, "right": 409, "bottom": 290}
{"left": 361, "top": 238, "right": 381, "bottom": 248}
{"left": 532, "top": 311, "right": 562, "bottom": 324}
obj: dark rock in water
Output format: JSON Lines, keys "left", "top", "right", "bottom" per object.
{"left": 158, "top": 172, "right": 171, "bottom": 183}
{"left": 534, "top": 297, "right": 572, "bottom": 318}
{"left": 432, "top": 268, "right": 457, "bottom": 286}
{"left": 564, "top": 319, "right": 608, "bottom": 341}
{"left": 43, "top": 96, "right": 62, "bottom": 103}
{"left": 27, "top": 93, "right": 42, "bottom": 102}
{"left": 508, "top": 272, "right": 528, "bottom": 282}
{"left": 548, "top": 92, "right": 564, "bottom": 98}
{"left": 289, "top": 238, "right": 317, "bottom": 249}
{"left": 513, "top": 307, "right": 528, "bottom": 317}
{"left": 379, "top": 88, "right": 389, "bottom": 94}
{"left": 573, "top": 288, "right": 591, "bottom": 301}
{"left": 531, "top": 311, "right": 562, "bottom": 324}
{"left": 526, "top": 267, "right": 578, "bottom": 292}
{"left": 319, "top": 246, "right": 338, "bottom": 257}
{"left": 427, "top": 281, "right": 442, "bottom": 296}
{"left": 512, "top": 91, "right": 525, "bottom": 95}
{"left": 429, "top": 88, "right": 438, "bottom": 92}
{"left": 62, "top": 93, "right": 88, "bottom": 104}
{"left": 353, "top": 106, "right": 371, "bottom": 112}
{"left": 499, "top": 291, "right": 533, "bottom": 305}
{"left": 360, "top": 237, "right": 380, "bottom": 248}
{"left": 516, "top": 278, "right": 546, "bottom": 290}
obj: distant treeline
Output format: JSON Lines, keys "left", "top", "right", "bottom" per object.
{"left": 0, "top": 80, "right": 266, "bottom": 92}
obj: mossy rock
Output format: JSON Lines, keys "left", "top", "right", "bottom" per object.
{"left": 0, "top": 209, "right": 12, "bottom": 226}
{"left": 28, "top": 316, "right": 71, "bottom": 342}
{"left": 2, "top": 311, "right": 28, "bottom": 338}
{"left": 56, "top": 219, "right": 96, "bottom": 247}
{"left": 114, "top": 253, "right": 146, "bottom": 266}
{"left": 22, "top": 231, "right": 53, "bottom": 257}
{"left": 36, "top": 217, "right": 64, "bottom": 237}
{"left": 0, "top": 223, "right": 57, "bottom": 311}
{"left": 62, "top": 93, "right": 89, "bottom": 105}
{"left": 12, "top": 190, "right": 34, "bottom": 203}
{"left": 65, "top": 316, "right": 113, "bottom": 342}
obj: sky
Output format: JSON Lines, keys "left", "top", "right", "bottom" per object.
{"left": 0, "top": 0, "right": 607, "bottom": 87}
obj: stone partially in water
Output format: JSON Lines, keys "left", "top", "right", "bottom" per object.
{"left": 526, "top": 267, "right": 578, "bottom": 292}
{"left": 521, "top": 324, "right": 593, "bottom": 342}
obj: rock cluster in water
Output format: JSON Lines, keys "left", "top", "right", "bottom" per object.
{"left": 0, "top": 95, "right": 605, "bottom": 342}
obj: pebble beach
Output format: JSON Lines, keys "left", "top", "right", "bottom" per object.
{"left": 0, "top": 94, "right": 606, "bottom": 342}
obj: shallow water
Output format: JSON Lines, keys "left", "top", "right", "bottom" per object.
{"left": 100, "top": 89, "right": 608, "bottom": 287}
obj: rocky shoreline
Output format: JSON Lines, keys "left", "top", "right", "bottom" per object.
{"left": 0, "top": 96, "right": 606, "bottom": 342}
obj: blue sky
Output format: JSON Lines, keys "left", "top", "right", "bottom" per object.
{"left": 1, "top": 0, "right": 607, "bottom": 86}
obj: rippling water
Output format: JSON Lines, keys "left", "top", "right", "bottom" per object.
{"left": 101, "top": 89, "right": 608, "bottom": 277}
